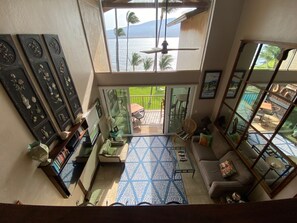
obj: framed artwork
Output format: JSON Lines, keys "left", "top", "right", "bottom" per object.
{"left": 0, "top": 35, "right": 57, "bottom": 145}
{"left": 226, "top": 70, "right": 246, "bottom": 98}
{"left": 43, "top": 34, "right": 82, "bottom": 118}
{"left": 18, "top": 34, "right": 73, "bottom": 130}
{"left": 200, "top": 70, "right": 222, "bottom": 99}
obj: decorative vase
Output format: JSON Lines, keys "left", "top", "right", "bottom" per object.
{"left": 28, "top": 141, "right": 51, "bottom": 166}
{"left": 60, "top": 131, "right": 71, "bottom": 140}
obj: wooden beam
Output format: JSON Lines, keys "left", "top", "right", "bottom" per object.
{"left": 101, "top": 2, "right": 210, "bottom": 9}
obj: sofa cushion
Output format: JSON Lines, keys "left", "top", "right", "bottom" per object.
{"left": 199, "top": 160, "right": 225, "bottom": 187}
{"left": 219, "top": 151, "right": 253, "bottom": 185}
{"left": 192, "top": 142, "right": 217, "bottom": 161}
{"left": 211, "top": 129, "right": 231, "bottom": 159}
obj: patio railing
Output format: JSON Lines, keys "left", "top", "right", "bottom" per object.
{"left": 129, "top": 95, "right": 164, "bottom": 110}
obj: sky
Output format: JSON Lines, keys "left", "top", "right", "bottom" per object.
{"left": 103, "top": 8, "right": 194, "bottom": 30}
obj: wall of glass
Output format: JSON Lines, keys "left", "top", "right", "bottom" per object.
{"left": 216, "top": 40, "right": 297, "bottom": 197}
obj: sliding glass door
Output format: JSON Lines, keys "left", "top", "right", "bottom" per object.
{"left": 100, "top": 85, "right": 195, "bottom": 136}
{"left": 164, "top": 86, "right": 196, "bottom": 134}
{"left": 100, "top": 87, "right": 132, "bottom": 135}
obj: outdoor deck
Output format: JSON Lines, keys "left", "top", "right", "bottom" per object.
{"left": 132, "top": 110, "right": 164, "bottom": 135}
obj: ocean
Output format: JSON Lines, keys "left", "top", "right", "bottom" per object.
{"left": 107, "top": 37, "right": 179, "bottom": 72}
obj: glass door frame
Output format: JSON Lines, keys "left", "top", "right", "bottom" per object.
{"left": 164, "top": 85, "right": 197, "bottom": 134}
{"left": 99, "top": 86, "right": 133, "bottom": 136}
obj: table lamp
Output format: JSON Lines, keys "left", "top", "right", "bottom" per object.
{"left": 266, "top": 156, "right": 285, "bottom": 171}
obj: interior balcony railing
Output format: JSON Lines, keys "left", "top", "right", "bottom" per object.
{"left": 129, "top": 95, "right": 164, "bottom": 111}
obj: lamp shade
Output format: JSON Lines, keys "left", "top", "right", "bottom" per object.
{"left": 266, "top": 156, "right": 285, "bottom": 170}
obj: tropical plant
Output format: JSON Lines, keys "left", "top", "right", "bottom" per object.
{"left": 259, "top": 44, "right": 281, "bottom": 68}
{"left": 143, "top": 57, "right": 154, "bottom": 71}
{"left": 126, "top": 11, "right": 140, "bottom": 71}
{"left": 159, "top": 54, "right": 173, "bottom": 71}
{"left": 114, "top": 9, "right": 126, "bottom": 72}
{"left": 129, "top": 52, "right": 142, "bottom": 71}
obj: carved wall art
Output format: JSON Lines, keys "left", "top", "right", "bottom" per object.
{"left": 0, "top": 35, "right": 57, "bottom": 145}
{"left": 18, "top": 35, "right": 72, "bottom": 130}
{"left": 43, "top": 34, "right": 82, "bottom": 118}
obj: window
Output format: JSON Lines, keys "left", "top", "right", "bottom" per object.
{"left": 101, "top": 1, "right": 210, "bottom": 72}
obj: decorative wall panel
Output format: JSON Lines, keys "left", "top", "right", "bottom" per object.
{"left": 0, "top": 35, "right": 57, "bottom": 145}
{"left": 18, "top": 34, "right": 72, "bottom": 130}
{"left": 43, "top": 34, "right": 82, "bottom": 118}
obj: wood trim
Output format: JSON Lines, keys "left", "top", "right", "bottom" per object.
{"left": 102, "top": 2, "right": 209, "bottom": 9}
{"left": 1, "top": 199, "right": 297, "bottom": 222}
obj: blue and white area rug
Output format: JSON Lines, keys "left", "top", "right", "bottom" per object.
{"left": 248, "top": 133, "right": 297, "bottom": 156}
{"left": 116, "top": 136, "right": 188, "bottom": 205}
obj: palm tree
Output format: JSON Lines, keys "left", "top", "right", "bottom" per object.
{"left": 157, "top": 0, "right": 177, "bottom": 47}
{"left": 143, "top": 57, "right": 154, "bottom": 71}
{"left": 159, "top": 54, "right": 173, "bottom": 71}
{"left": 129, "top": 52, "right": 142, "bottom": 71}
{"left": 153, "top": 0, "right": 176, "bottom": 71}
{"left": 126, "top": 11, "right": 140, "bottom": 71}
{"left": 143, "top": 57, "right": 154, "bottom": 107}
{"left": 114, "top": 27, "right": 125, "bottom": 71}
{"left": 259, "top": 45, "right": 281, "bottom": 68}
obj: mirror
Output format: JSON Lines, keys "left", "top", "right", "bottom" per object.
{"left": 224, "top": 42, "right": 259, "bottom": 109}
{"left": 217, "top": 40, "right": 297, "bottom": 197}
{"left": 249, "top": 44, "right": 282, "bottom": 88}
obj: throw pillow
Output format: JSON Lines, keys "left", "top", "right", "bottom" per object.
{"left": 107, "top": 146, "right": 117, "bottom": 155}
{"left": 198, "top": 133, "right": 213, "bottom": 147}
{"left": 219, "top": 160, "right": 237, "bottom": 178}
{"left": 101, "top": 139, "right": 111, "bottom": 154}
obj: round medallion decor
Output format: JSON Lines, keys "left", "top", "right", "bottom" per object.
{"left": 0, "top": 40, "right": 16, "bottom": 65}
{"left": 49, "top": 37, "right": 61, "bottom": 55}
{"left": 26, "top": 38, "right": 43, "bottom": 58}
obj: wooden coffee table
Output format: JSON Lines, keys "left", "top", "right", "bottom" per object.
{"left": 171, "top": 147, "right": 195, "bottom": 179}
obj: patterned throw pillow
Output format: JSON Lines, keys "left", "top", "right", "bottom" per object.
{"left": 219, "top": 160, "right": 237, "bottom": 178}
{"left": 198, "top": 133, "right": 213, "bottom": 147}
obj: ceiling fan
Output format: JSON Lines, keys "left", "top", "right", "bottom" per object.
{"left": 140, "top": 0, "right": 199, "bottom": 54}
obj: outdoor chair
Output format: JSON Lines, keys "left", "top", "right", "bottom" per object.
{"left": 173, "top": 118, "right": 197, "bottom": 145}
{"left": 132, "top": 109, "right": 145, "bottom": 122}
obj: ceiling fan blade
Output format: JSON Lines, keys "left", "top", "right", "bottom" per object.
{"left": 140, "top": 48, "right": 163, "bottom": 54}
{"left": 166, "top": 48, "right": 199, "bottom": 51}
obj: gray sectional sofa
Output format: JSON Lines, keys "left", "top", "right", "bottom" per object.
{"left": 191, "top": 128, "right": 254, "bottom": 198}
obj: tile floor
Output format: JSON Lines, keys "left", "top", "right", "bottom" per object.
{"left": 88, "top": 138, "right": 214, "bottom": 206}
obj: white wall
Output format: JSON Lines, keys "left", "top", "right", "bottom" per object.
{"left": 214, "top": 0, "right": 297, "bottom": 200}
{"left": 0, "top": 0, "right": 95, "bottom": 205}
{"left": 191, "top": 0, "right": 244, "bottom": 123}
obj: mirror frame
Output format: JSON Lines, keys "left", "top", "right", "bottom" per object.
{"left": 216, "top": 40, "right": 297, "bottom": 198}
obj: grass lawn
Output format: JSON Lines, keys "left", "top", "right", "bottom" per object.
{"left": 129, "top": 86, "right": 165, "bottom": 110}
{"left": 129, "top": 86, "right": 165, "bottom": 95}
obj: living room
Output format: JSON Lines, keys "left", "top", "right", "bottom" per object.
{"left": 0, "top": 0, "right": 297, "bottom": 222}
